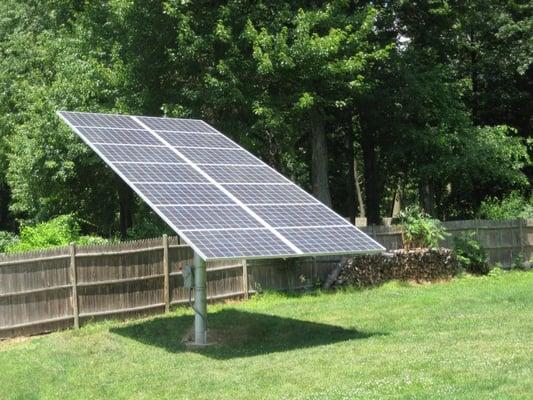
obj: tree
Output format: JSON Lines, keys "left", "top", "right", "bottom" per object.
{"left": 0, "top": 2, "right": 124, "bottom": 235}
{"left": 245, "top": 4, "right": 392, "bottom": 207}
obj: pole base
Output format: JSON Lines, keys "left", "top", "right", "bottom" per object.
{"left": 182, "top": 325, "right": 212, "bottom": 347}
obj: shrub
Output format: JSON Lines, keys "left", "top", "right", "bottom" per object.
{"left": 488, "top": 266, "right": 505, "bottom": 278}
{"left": 0, "top": 231, "right": 19, "bottom": 253}
{"left": 478, "top": 192, "right": 533, "bottom": 220}
{"left": 77, "top": 235, "right": 111, "bottom": 246}
{"left": 453, "top": 232, "right": 490, "bottom": 275}
{"left": 397, "top": 205, "right": 448, "bottom": 249}
{"left": 6, "top": 215, "right": 108, "bottom": 252}
{"left": 511, "top": 253, "right": 532, "bottom": 270}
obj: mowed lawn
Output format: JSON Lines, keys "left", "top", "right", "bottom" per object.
{"left": 0, "top": 272, "right": 532, "bottom": 399}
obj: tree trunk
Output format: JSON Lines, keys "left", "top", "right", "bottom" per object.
{"left": 419, "top": 181, "right": 436, "bottom": 217}
{"left": 391, "top": 185, "right": 402, "bottom": 218}
{"left": 310, "top": 109, "right": 332, "bottom": 207}
{"left": 344, "top": 131, "right": 356, "bottom": 223}
{"left": 353, "top": 159, "right": 365, "bottom": 218}
{"left": 0, "top": 184, "right": 10, "bottom": 230}
{"left": 117, "top": 179, "right": 134, "bottom": 240}
{"left": 361, "top": 132, "right": 381, "bottom": 224}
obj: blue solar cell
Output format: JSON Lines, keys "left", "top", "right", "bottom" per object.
{"left": 93, "top": 144, "right": 180, "bottom": 163}
{"left": 223, "top": 184, "right": 317, "bottom": 204}
{"left": 181, "top": 229, "right": 298, "bottom": 259}
{"left": 249, "top": 204, "right": 348, "bottom": 228}
{"left": 278, "top": 226, "right": 383, "bottom": 254}
{"left": 133, "top": 183, "right": 234, "bottom": 206}
{"left": 77, "top": 127, "right": 160, "bottom": 146}
{"left": 157, "top": 131, "right": 239, "bottom": 149}
{"left": 137, "top": 116, "right": 217, "bottom": 133}
{"left": 117, "top": 163, "right": 207, "bottom": 183}
{"left": 177, "top": 147, "right": 262, "bottom": 165}
{"left": 159, "top": 205, "right": 263, "bottom": 230}
{"left": 200, "top": 165, "right": 288, "bottom": 184}
{"left": 60, "top": 111, "right": 139, "bottom": 129}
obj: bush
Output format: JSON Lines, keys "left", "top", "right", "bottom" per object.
{"left": 77, "top": 235, "right": 111, "bottom": 246}
{"left": 5, "top": 215, "right": 108, "bottom": 252}
{"left": 453, "top": 232, "right": 490, "bottom": 275}
{"left": 478, "top": 192, "right": 533, "bottom": 220}
{"left": 0, "top": 231, "right": 19, "bottom": 253}
{"left": 397, "top": 205, "right": 448, "bottom": 249}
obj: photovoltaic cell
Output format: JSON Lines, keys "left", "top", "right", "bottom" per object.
{"left": 93, "top": 144, "right": 180, "bottom": 163}
{"left": 62, "top": 112, "right": 139, "bottom": 129}
{"left": 278, "top": 226, "right": 380, "bottom": 254}
{"left": 181, "top": 229, "right": 297, "bottom": 259}
{"left": 77, "top": 127, "right": 160, "bottom": 146}
{"left": 137, "top": 116, "right": 217, "bottom": 133}
{"left": 249, "top": 204, "right": 348, "bottom": 228}
{"left": 200, "top": 165, "right": 288, "bottom": 184}
{"left": 223, "top": 184, "right": 317, "bottom": 204}
{"left": 58, "top": 111, "right": 385, "bottom": 260}
{"left": 158, "top": 205, "right": 263, "bottom": 230}
{"left": 157, "top": 131, "right": 240, "bottom": 149}
{"left": 134, "top": 183, "right": 234, "bottom": 205}
{"left": 118, "top": 163, "right": 207, "bottom": 184}
{"left": 177, "top": 147, "right": 262, "bottom": 165}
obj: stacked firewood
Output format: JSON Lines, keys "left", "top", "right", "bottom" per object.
{"left": 332, "top": 248, "right": 459, "bottom": 288}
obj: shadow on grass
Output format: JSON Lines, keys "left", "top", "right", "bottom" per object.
{"left": 111, "top": 309, "right": 382, "bottom": 359}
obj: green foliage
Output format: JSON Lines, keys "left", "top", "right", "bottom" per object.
{"left": 488, "top": 266, "right": 505, "bottom": 278}
{"left": 453, "top": 232, "right": 490, "bottom": 275}
{"left": 445, "top": 126, "right": 530, "bottom": 217}
{"left": 478, "top": 191, "right": 533, "bottom": 220}
{"left": 397, "top": 206, "right": 448, "bottom": 249}
{"left": 77, "top": 235, "right": 111, "bottom": 246}
{"left": 0, "top": 231, "right": 19, "bottom": 253}
{"left": 5, "top": 214, "right": 107, "bottom": 252}
{"left": 511, "top": 253, "right": 531, "bottom": 271}
{"left": 126, "top": 205, "right": 174, "bottom": 240}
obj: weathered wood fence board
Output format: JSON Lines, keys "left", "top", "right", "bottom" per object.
{"left": 1, "top": 218, "right": 531, "bottom": 339}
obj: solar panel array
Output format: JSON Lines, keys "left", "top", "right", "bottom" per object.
{"left": 58, "top": 111, "right": 385, "bottom": 260}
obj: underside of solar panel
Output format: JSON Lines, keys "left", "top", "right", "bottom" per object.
{"left": 57, "top": 111, "right": 385, "bottom": 260}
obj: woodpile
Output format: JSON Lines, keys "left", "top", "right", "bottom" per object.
{"left": 332, "top": 248, "right": 459, "bottom": 288}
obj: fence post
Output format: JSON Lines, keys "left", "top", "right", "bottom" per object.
{"left": 242, "top": 259, "right": 249, "bottom": 299}
{"left": 163, "top": 234, "right": 170, "bottom": 312}
{"left": 517, "top": 219, "right": 524, "bottom": 255}
{"left": 69, "top": 242, "right": 79, "bottom": 329}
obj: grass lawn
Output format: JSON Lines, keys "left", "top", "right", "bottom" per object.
{"left": 0, "top": 271, "right": 532, "bottom": 399}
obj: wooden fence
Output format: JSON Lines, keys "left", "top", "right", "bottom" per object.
{"left": 359, "top": 219, "right": 533, "bottom": 268}
{"left": 1, "top": 219, "right": 531, "bottom": 339}
{"left": 0, "top": 236, "right": 338, "bottom": 339}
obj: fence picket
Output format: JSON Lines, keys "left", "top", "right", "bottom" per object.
{"left": 70, "top": 243, "right": 79, "bottom": 329}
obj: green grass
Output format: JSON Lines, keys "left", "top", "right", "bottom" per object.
{"left": 1, "top": 271, "right": 532, "bottom": 399}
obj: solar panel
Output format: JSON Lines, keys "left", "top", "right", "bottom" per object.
{"left": 58, "top": 111, "right": 385, "bottom": 260}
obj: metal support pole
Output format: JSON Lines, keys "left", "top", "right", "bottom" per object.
{"left": 193, "top": 252, "right": 207, "bottom": 345}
